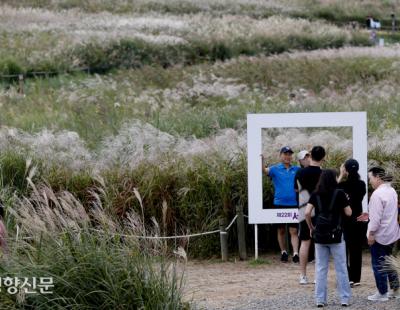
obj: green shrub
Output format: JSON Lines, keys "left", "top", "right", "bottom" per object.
{"left": 0, "top": 58, "right": 24, "bottom": 76}
{"left": 0, "top": 231, "right": 188, "bottom": 309}
{"left": 0, "top": 152, "right": 38, "bottom": 194}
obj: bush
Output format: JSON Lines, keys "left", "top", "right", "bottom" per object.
{"left": 2, "top": 186, "right": 188, "bottom": 309}
{"left": 0, "top": 59, "right": 23, "bottom": 76}
{"left": 64, "top": 28, "right": 370, "bottom": 75}
{"left": 0, "top": 231, "right": 188, "bottom": 309}
{"left": 0, "top": 152, "right": 38, "bottom": 194}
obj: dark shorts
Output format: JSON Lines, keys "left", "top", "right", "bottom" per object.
{"left": 298, "top": 218, "right": 315, "bottom": 241}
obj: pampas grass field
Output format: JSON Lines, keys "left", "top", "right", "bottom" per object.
{"left": 1, "top": 1, "right": 400, "bottom": 308}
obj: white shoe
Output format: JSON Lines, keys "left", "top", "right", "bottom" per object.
{"left": 299, "top": 275, "right": 308, "bottom": 285}
{"left": 388, "top": 288, "right": 400, "bottom": 299}
{"left": 367, "top": 292, "right": 389, "bottom": 301}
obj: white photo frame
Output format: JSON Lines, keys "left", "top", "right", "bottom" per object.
{"left": 247, "top": 112, "right": 367, "bottom": 224}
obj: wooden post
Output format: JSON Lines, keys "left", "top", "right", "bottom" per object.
{"left": 219, "top": 217, "right": 228, "bottom": 261}
{"left": 18, "top": 74, "right": 24, "bottom": 95}
{"left": 236, "top": 205, "right": 247, "bottom": 260}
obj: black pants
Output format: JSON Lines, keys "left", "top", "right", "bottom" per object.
{"left": 344, "top": 221, "right": 367, "bottom": 283}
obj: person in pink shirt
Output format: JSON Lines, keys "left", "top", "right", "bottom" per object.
{"left": 364, "top": 167, "right": 400, "bottom": 302}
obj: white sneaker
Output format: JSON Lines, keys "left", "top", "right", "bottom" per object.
{"left": 388, "top": 288, "right": 400, "bottom": 299}
{"left": 367, "top": 292, "right": 389, "bottom": 301}
{"left": 299, "top": 275, "right": 308, "bottom": 285}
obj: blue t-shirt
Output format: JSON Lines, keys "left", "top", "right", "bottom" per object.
{"left": 269, "top": 163, "right": 300, "bottom": 206}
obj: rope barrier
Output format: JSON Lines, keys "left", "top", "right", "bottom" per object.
{"left": 90, "top": 228, "right": 221, "bottom": 239}
{"left": 4, "top": 214, "right": 248, "bottom": 241}
{"left": 7, "top": 229, "right": 221, "bottom": 241}
{"left": 225, "top": 215, "right": 238, "bottom": 231}
{"left": 7, "top": 213, "right": 246, "bottom": 242}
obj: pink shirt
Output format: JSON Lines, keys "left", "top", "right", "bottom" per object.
{"left": 367, "top": 183, "right": 400, "bottom": 245}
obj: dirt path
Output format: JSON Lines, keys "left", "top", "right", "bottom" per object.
{"left": 183, "top": 253, "right": 399, "bottom": 309}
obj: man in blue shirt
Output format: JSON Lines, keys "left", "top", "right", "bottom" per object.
{"left": 262, "top": 146, "right": 300, "bottom": 262}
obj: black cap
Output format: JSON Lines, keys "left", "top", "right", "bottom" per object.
{"left": 344, "top": 159, "right": 359, "bottom": 173}
{"left": 280, "top": 146, "right": 293, "bottom": 154}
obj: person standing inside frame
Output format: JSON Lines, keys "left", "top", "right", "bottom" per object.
{"left": 261, "top": 146, "right": 300, "bottom": 263}
{"left": 337, "top": 159, "right": 367, "bottom": 288}
{"left": 296, "top": 146, "right": 325, "bottom": 285}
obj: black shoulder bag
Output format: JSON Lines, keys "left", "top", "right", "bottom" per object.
{"left": 312, "top": 189, "right": 343, "bottom": 244}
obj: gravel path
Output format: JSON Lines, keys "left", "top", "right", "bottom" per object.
{"left": 184, "top": 253, "right": 400, "bottom": 310}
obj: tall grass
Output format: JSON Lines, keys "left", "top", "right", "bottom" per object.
{"left": 2, "top": 128, "right": 399, "bottom": 258}
{"left": 1, "top": 1, "right": 400, "bottom": 261}
{"left": 2, "top": 0, "right": 398, "bottom": 25}
{"left": 0, "top": 233, "right": 187, "bottom": 309}
{"left": 0, "top": 7, "right": 370, "bottom": 76}
{"left": 0, "top": 184, "right": 188, "bottom": 309}
{"left": 1, "top": 51, "right": 400, "bottom": 146}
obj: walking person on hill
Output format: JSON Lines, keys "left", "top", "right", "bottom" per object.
{"left": 365, "top": 167, "right": 400, "bottom": 302}
{"left": 305, "top": 169, "right": 352, "bottom": 307}
{"left": 296, "top": 146, "right": 325, "bottom": 285}
{"left": 337, "top": 159, "right": 367, "bottom": 287}
{"left": 262, "top": 146, "right": 300, "bottom": 263}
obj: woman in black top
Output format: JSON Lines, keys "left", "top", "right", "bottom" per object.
{"left": 337, "top": 159, "right": 367, "bottom": 287}
{"left": 305, "top": 169, "right": 352, "bottom": 307}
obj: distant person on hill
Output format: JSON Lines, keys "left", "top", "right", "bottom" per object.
{"left": 296, "top": 146, "right": 325, "bottom": 285}
{"left": 366, "top": 16, "right": 381, "bottom": 29}
{"left": 261, "top": 146, "right": 300, "bottom": 263}
{"left": 337, "top": 159, "right": 367, "bottom": 288}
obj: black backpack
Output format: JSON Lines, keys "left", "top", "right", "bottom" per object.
{"left": 312, "top": 189, "right": 343, "bottom": 244}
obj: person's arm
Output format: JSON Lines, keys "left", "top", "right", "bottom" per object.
{"left": 294, "top": 169, "right": 302, "bottom": 192}
{"left": 367, "top": 192, "right": 383, "bottom": 245}
{"left": 305, "top": 203, "right": 315, "bottom": 235}
{"left": 261, "top": 154, "right": 269, "bottom": 175}
{"left": 337, "top": 164, "right": 347, "bottom": 183}
{"left": 356, "top": 181, "right": 368, "bottom": 221}
{"left": 343, "top": 206, "right": 352, "bottom": 217}
{"left": 357, "top": 212, "right": 369, "bottom": 222}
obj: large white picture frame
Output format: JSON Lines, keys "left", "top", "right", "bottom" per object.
{"left": 247, "top": 112, "right": 367, "bottom": 224}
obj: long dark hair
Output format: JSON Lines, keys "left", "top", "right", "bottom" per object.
{"left": 347, "top": 171, "right": 360, "bottom": 181}
{"left": 344, "top": 158, "right": 360, "bottom": 181}
{"left": 315, "top": 169, "right": 338, "bottom": 194}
